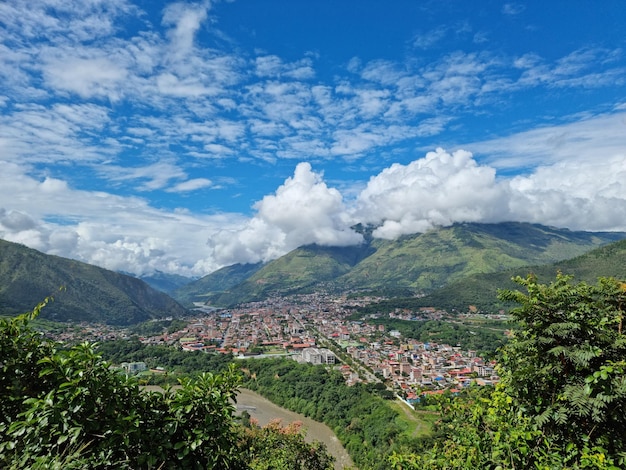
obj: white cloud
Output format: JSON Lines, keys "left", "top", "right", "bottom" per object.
{"left": 99, "top": 162, "right": 189, "bottom": 191}
{"left": 0, "top": 161, "right": 242, "bottom": 276}
{"left": 162, "top": 1, "right": 210, "bottom": 62}
{"left": 354, "top": 148, "right": 507, "bottom": 238}
{"left": 412, "top": 26, "right": 448, "bottom": 49}
{"left": 208, "top": 163, "right": 363, "bottom": 264}
{"left": 167, "top": 178, "right": 213, "bottom": 192}
{"left": 506, "top": 156, "right": 626, "bottom": 231}
{"left": 502, "top": 3, "right": 525, "bottom": 16}
{"left": 43, "top": 56, "right": 128, "bottom": 99}
{"left": 468, "top": 111, "right": 626, "bottom": 170}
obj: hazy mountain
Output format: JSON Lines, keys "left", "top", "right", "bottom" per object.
{"left": 172, "top": 262, "right": 264, "bottom": 307}
{"left": 184, "top": 223, "right": 626, "bottom": 307}
{"left": 139, "top": 271, "right": 196, "bottom": 294}
{"left": 0, "top": 239, "right": 189, "bottom": 325}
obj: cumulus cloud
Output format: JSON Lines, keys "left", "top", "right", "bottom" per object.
{"left": 208, "top": 162, "right": 363, "bottom": 264}
{"left": 506, "top": 156, "right": 626, "bottom": 231}
{"left": 354, "top": 148, "right": 508, "bottom": 238}
{"left": 0, "top": 161, "right": 239, "bottom": 276}
{"left": 2, "top": 144, "right": 626, "bottom": 276}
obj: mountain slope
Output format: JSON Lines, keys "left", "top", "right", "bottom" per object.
{"left": 139, "top": 271, "right": 195, "bottom": 294}
{"left": 337, "top": 222, "right": 624, "bottom": 292}
{"left": 172, "top": 262, "right": 264, "bottom": 307}
{"left": 192, "top": 223, "right": 625, "bottom": 307}
{"left": 203, "top": 243, "right": 375, "bottom": 306}
{"left": 392, "top": 237, "right": 626, "bottom": 314}
{"left": 0, "top": 239, "right": 188, "bottom": 325}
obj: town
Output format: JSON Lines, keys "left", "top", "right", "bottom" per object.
{"left": 44, "top": 293, "right": 504, "bottom": 405}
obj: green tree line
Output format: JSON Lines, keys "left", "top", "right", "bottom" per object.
{"left": 241, "top": 358, "right": 429, "bottom": 470}
{"left": 391, "top": 274, "right": 626, "bottom": 469}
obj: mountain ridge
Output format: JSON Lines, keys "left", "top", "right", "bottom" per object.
{"left": 0, "top": 239, "right": 189, "bottom": 325}
{"left": 176, "top": 222, "right": 626, "bottom": 307}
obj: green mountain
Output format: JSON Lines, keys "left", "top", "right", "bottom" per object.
{"left": 198, "top": 243, "right": 376, "bottom": 307}
{"left": 337, "top": 222, "right": 623, "bottom": 292}
{"left": 186, "top": 222, "right": 625, "bottom": 307}
{"left": 139, "top": 271, "right": 195, "bottom": 294}
{"left": 408, "top": 237, "right": 626, "bottom": 313}
{"left": 0, "top": 239, "right": 189, "bottom": 325}
{"left": 172, "top": 262, "right": 264, "bottom": 307}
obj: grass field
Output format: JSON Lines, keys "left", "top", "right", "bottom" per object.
{"left": 390, "top": 399, "right": 439, "bottom": 439}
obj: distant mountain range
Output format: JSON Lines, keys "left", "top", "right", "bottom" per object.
{"left": 0, "top": 239, "right": 188, "bottom": 325}
{"left": 172, "top": 222, "right": 626, "bottom": 308}
{"left": 2, "top": 222, "right": 625, "bottom": 325}
{"left": 139, "top": 271, "right": 196, "bottom": 294}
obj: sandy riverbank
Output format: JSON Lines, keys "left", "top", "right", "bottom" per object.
{"left": 141, "top": 386, "right": 354, "bottom": 469}
{"left": 236, "top": 388, "right": 354, "bottom": 470}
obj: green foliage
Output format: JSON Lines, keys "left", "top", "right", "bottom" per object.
{"left": 128, "top": 318, "right": 188, "bottom": 336}
{"left": 390, "top": 274, "right": 626, "bottom": 469}
{"left": 96, "top": 337, "right": 234, "bottom": 382}
{"left": 239, "top": 421, "right": 334, "bottom": 470}
{"left": 241, "top": 358, "right": 428, "bottom": 469}
{"left": 497, "top": 274, "right": 626, "bottom": 456}
{"left": 0, "top": 301, "right": 332, "bottom": 469}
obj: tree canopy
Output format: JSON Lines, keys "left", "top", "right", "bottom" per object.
{"left": 391, "top": 273, "right": 626, "bottom": 469}
{"left": 0, "top": 298, "right": 334, "bottom": 469}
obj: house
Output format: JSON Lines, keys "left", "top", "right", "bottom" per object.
{"left": 301, "top": 347, "right": 336, "bottom": 365}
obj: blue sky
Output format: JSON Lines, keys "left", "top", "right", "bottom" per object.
{"left": 1, "top": 0, "right": 625, "bottom": 277}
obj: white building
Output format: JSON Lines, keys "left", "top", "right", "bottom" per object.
{"left": 302, "top": 347, "right": 336, "bottom": 365}
{"left": 120, "top": 361, "right": 147, "bottom": 374}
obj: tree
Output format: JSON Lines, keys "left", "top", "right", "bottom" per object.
{"left": 391, "top": 274, "right": 626, "bottom": 469}
{"left": 239, "top": 420, "right": 334, "bottom": 470}
{"left": 498, "top": 274, "right": 626, "bottom": 459}
{"left": 0, "top": 300, "right": 333, "bottom": 469}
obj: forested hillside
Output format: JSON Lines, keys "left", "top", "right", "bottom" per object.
{"left": 0, "top": 239, "right": 188, "bottom": 325}
{"left": 376, "top": 237, "right": 626, "bottom": 315}
{"left": 183, "top": 223, "right": 625, "bottom": 307}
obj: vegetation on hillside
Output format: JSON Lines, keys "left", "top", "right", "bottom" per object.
{"left": 0, "top": 299, "right": 334, "bottom": 469}
{"left": 0, "top": 239, "right": 189, "bottom": 325}
{"left": 393, "top": 237, "right": 626, "bottom": 314}
{"left": 241, "top": 358, "right": 423, "bottom": 470}
{"left": 172, "top": 262, "right": 264, "bottom": 307}
{"left": 184, "top": 223, "right": 625, "bottom": 308}
{"left": 392, "top": 274, "right": 626, "bottom": 469}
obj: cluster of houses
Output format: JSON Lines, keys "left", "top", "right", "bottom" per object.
{"left": 172, "top": 293, "right": 500, "bottom": 397}
{"left": 43, "top": 291, "right": 503, "bottom": 401}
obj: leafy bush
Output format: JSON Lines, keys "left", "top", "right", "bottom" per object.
{"left": 391, "top": 274, "right": 626, "bottom": 469}
{"left": 0, "top": 298, "right": 333, "bottom": 469}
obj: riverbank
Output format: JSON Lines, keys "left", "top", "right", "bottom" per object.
{"left": 142, "top": 386, "right": 354, "bottom": 469}
{"left": 236, "top": 388, "right": 354, "bottom": 470}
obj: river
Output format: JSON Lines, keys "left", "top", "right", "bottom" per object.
{"left": 142, "top": 386, "right": 354, "bottom": 469}
{"left": 236, "top": 388, "right": 354, "bottom": 469}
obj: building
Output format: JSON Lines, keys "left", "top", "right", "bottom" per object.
{"left": 301, "top": 347, "right": 336, "bottom": 365}
{"left": 120, "top": 362, "right": 147, "bottom": 374}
